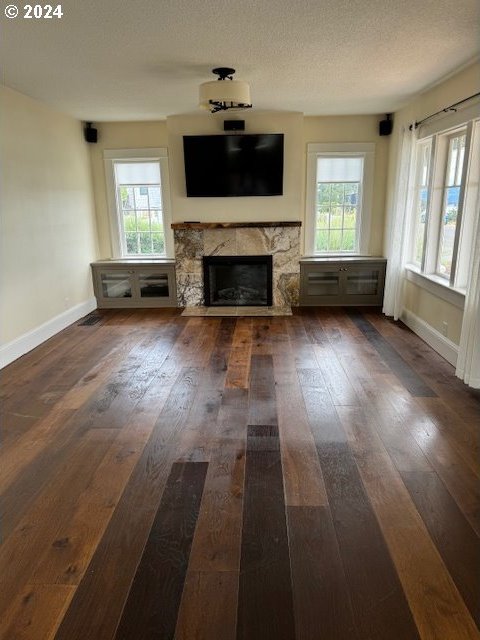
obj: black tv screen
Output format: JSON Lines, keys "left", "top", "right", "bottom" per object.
{"left": 183, "top": 133, "right": 284, "bottom": 197}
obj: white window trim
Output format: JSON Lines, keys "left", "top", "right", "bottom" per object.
{"left": 305, "top": 143, "right": 375, "bottom": 256}
{"left": 104, "top": 148, "right": 174, "bottom": 258}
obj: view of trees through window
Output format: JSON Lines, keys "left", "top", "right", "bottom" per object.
{"left": 119, "top": 185, "right": 164, "bottom": 255}
{"left": 315, "top": 182, "right": 358, "bottom": 252}
{"left": 113, "top": 161, "right": 165, "bottom": 256}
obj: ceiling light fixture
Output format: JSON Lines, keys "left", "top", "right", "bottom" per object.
{"left": 199, "top": 67, "right": 252, "bottom": 114}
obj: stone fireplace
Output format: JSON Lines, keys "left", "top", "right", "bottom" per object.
{"left": 172, "top": 221, "right": 301, "bottom": 307}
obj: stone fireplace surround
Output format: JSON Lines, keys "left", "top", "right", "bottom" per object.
{"left": 172, "top": 221, "right": 301, "bottom": 307}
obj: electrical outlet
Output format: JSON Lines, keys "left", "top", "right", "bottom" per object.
{"left": 441, "top": 321, "right": 448, "bottom": 337}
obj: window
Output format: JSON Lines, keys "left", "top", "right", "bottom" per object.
{"left": 437, "top": 132, "right": 466, "bottom": 278}
{"left": 104, "top": 149, "right": 173, "bottom": 258}
{"left": 305, "top": 143, "right": 375, "bottom": 255}
{"left": 409, "top": 119, "right": 478, "bottom": 292}
{"left": 411, "top": 141, "right": 432, "bottom": 267}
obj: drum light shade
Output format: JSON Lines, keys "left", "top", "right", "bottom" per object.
{"left": 199, "top": 68, "right": 253, "bottom": 113}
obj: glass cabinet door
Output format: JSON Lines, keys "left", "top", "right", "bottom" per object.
{"left": 305, "top": 269, "right": 340, "bottom": 297}
{"left": 138, "top": 272, "right": 170, "bottom": 298}
{"left": 345, "top": 268, "right": 380, "bottom": 296}
{"left": 100, "top": 271, "right": 132, "bottom": 298}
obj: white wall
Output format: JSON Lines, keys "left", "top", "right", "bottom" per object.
{"left": 0, "top": 86, "right": 99, "bottom": 362}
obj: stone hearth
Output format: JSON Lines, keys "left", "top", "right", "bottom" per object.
{"left": 172, "top": 222, "right": 301, "bottom": 307}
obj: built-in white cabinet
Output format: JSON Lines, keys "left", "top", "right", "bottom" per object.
{"left": 91, "top": 260, "right": 177, "bottom": 308}
{"left": 300, "top": 257, "right": 387, "bottom": 306}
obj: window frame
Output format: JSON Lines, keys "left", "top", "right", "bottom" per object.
{"left": 408, "top": 120, "right": 476, "bottom": 294}
{"left": 410, "top": 138, "right": 434, "bottom": 270}
{"left": 305, "top": 143, "right": 375, "bottom": 256}
{"left": 104, "top": 148, "right": 174, "bottom": 259}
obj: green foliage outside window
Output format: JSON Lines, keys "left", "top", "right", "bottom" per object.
{"left": 315, "top": 182, "right": 358, "bottom": 252}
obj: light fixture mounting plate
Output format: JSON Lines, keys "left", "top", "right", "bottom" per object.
{"left": 212, "top": 67, "right": 236, "bottom": 80}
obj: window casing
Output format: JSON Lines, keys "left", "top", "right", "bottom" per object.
{"left": 408, "top": 119, "right": 478, "bottom": 292}
{"left": 104, "top": 149, "right": 173, "bottom": 258}
{"left": 305, "top": 143, "right": 375, "bottom": 256}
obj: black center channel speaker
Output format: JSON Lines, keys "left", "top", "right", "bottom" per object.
{"left": 224, "top": 120, "right": 245, "bottom": 131}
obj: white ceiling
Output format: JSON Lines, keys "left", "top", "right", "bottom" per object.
{"left": 1, "top": 0, "right": 479, "bottom": 121}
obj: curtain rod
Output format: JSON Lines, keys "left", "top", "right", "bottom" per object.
{"left": 409, "top": 92, "right": 480, "bottom": 130}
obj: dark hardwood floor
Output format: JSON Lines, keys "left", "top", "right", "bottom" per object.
{"left": 1, "top": 307, "right": 479, "bottom": 640}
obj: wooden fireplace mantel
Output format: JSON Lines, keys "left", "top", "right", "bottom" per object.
{"left": 171, "top": 221, "right": 302, "bottom": 230}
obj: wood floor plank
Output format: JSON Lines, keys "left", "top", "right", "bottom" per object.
{"left": 203, "top": 316, "right": 236, "bottom": 389}
{"left": 0, "top": 319, "right": 109, "bottom": 398}
{"left": 0, "top": 323, "right": 185, "bottom": 539}
{"left": 175, "top": 320, "right": 235, "bottom": 462}
{"left": 301, "top": 379, "right": 420, "bottom": 639}
{"left": 174, "top": 571, "right": 238, "bottom": 640}
{"left": 0, "top": 584, "right": 75, "bottom": 640}
{"left": 339, "top": 404, "right": 480, "bottom": 640}
{"left": 285, "top": 311, "right": 318, "bottom": 368}
{"left": 318, "top": 441, "right": 421, "bottom": 640}
{"left": 114, "top": 461, "right": 208, "bottom": 640}
{"left": 401, "top": 470, "right": 480, "bottom": 627}
{"left": 0, "top": 429, "right": 118, "bottom": 621}
{"left": 347, "top": 310, "right": 437, "bottom": 397}
{"left": 287, "top": 506, "right": 358, "bottom": 640}
{"left": 415, "top": 397, "right": 480, "bottom": 478}
{"left": 225, "top": 318, "right": 253, "bottom": 389}
{"left": 29, "top": 382, "right": 173, "bottom": 586}
{"left": 375, "top": 374, "right": 480, "bottom": 536}
{"left": 1, "top": 325, "right": 124, "bottom": 418}
{"left": 251, "top": 319, "right": 273, "bottom": 356}
{"left": 237, "top": 423, "right": 295, "bottom": 640}
{"left": 188, "top": 389, "right": 248, "bottom": 572}
{"left": 0, "top": 411, "right": 38, "bottom": 450}
{"left": 54, "top": 368, "right": 202, "bottom": 640}
{"left": 273, "top": 347, "right": 328, "bottom": 507}
{"left": 363, "top": 310, "right": 480, "bottom": 420}
{"left": 247, "top": 354, "right": 277, "bottom": 426}
{"left": 0, "top": 326, "right": 157, "bottom": 489}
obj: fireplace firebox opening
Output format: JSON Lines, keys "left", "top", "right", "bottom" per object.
{"left": 203, "top": 255, "right": 273, "bottom": 306}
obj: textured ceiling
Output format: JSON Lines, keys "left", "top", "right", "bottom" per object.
{"left": 1, "top": 0, "right": 479, "bottom": 120}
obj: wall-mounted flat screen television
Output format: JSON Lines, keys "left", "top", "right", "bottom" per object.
{"left": 183, "top": 133, "right": 284, "bottom": 197}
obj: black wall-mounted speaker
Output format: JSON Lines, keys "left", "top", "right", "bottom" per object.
{"left": 224, "top": 120, "right": 245, "bottom": 131}
{"left": 84, "top": 122, "right": 98, "bottom": 143}
{"left": 379, "top": 114, "right": 393, "bottom": 136}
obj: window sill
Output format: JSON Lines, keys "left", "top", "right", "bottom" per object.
{"left": 404, "top": 265, "right": 465, "bottom": 309}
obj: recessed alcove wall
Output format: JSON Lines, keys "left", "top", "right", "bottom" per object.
{"left": 166, "top": 111, "right": 304, "bottom": 226}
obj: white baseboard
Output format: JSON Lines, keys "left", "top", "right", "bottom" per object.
{"left": 0, "top": 297, "right": 97, "bottom": 369}
{"left": 400, "top": 308, "right": 459, "bottom": 367}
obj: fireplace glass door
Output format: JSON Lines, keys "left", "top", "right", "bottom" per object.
{"left": 203, "top": 255, "right": 273, "bottom": 306}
